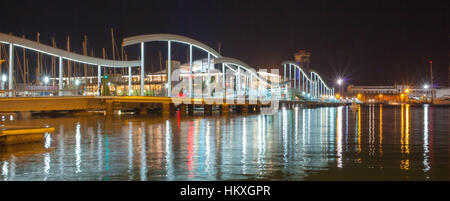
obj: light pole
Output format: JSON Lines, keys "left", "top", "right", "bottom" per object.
{"left": 423, "top": 84, "right": 429, "bottom": 103}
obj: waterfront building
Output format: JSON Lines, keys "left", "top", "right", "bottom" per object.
{"left": 347, "top": 84, "right": 450, "bottom": 103}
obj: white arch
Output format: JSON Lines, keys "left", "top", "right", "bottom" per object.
{"left": 0, "top": 33, "right": 140, "bottom": 67}
{"left": 215, "top": 57, "right": 283, "bottom": 87}
{"left": 122, "top": 34, "right": 221, "bottom": 58}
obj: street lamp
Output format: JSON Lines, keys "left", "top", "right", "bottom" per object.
{"left": 337, "top": 78, "right": 344, "bottom": 95}
{"left": 423, "top": 84, "right": 429, "bottom": 103}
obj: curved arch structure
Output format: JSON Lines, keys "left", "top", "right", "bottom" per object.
{"left": 0, "top": 33, "right": 140, "bottom": 67}
{"left": 281, "top": 61, "right": 334, "bottom": 99}
{"left": 0, "top": 32, "right": 335, "bottom": 102}
{"left": 122, "top": 34, "right": 222, "bottom": 96}
{"left": 281, "top": 61, "right": 309, "bottom": 76}
{"left": 123, "top": 34, "right": 221, "bottom": 58}
{"left": 215, "top": 57, "right": 256, "bottom": 73}
{"left": 215, "top": 57, "right": 282, "bottom": 87}
{"left": 309, "top": 69, "right": 333, "bottom": 98}
{"left": 0, "top": 32, "right": 141, "bottom": 97}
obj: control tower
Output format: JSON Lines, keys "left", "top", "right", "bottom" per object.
{"left": 294, "top": 50, "right": 311, "bottom": 72}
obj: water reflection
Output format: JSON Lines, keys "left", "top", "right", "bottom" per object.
{"left": 0, "top": 105, "right": 448, "bottom": 180}
{"left": 379, "top": 105, "right": 383, "bottom": 156}
{"left": 400, "top": 104, "right": 410, "bottom": 170}
{"left": 423, "top": 105, "right": 430, "bottom": 174}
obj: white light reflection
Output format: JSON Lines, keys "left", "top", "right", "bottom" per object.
{"left": 140, "top": 122, "right": 147, "bottom": 181}
{"left": 2, "top": 161, "right": 8, "bottom": 181}
{"left": 43, "top": 153, "right": 50, "bottom": 181}
{"left": 44, "top": 133, "right": 52, "bottom": 149}
{"left": 75, "top": 122, "right": 81, "bottom": 173}
{"left": 58, "top": 125, "right": 64, "bottom": 179}
{"left": 205, "top": 120, "right": 212, "bottom": 178}
{"left": 336, "top": 106, "right": 343, "bottom": 168}
{"left": 258, "top": 114, "right": 267, "bottom": 178}
{"left": 302, "top": 109, "right": 306, "bottom": 154}
{"left": 128, "top": 121, "right": 134, "bottom": 180}
{"left": 9, "top": 155, "right": 16, "bottom": 180}
{"left": 295, "top": 106, "right": 298, "bottom": 145}
{"left": 242, "top": 117, "right": 247, "bottom": 174}
{"left": 320, "top": 108, "right": 324, "bottom": 152}
{"left": 282, "top": 108, "right": 288, "bottom": 164}
{"left": 308, "top": 109, "right": 311, "bottom": 148}
{"left": 166, "top": 120, "right": 174, "bottom": 180}
{"left": 423, "top": 105, "right": 430, "bottom": 174}
{"left": 97, "top": 122, "right": 102, "bottom": 179}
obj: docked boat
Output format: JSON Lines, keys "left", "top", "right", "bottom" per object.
{"left": 433, "top": 97, "right": 450, "bottom": 106}
{"left": 0, "top": 126, "right": 55, "bottom": 145}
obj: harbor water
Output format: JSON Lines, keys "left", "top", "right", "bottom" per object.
{"left": 0, "top": 105, "right": 448, "bottom": 180}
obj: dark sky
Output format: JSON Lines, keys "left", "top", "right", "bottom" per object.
{"left": 0, "top": 0, "right": 448, "bottom": 86}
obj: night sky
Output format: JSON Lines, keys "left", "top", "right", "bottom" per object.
{"left": 0, "top": 0, "right": 448, "bottom": 87}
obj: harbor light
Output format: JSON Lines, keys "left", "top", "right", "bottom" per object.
{"left": 75, "top": 80, "right": 80, "bottom": 86}
{"left": 423, "top": 84, "right": 429, "bottom": 89}
{"left": 1, "top": 74, "right": 6, "bottom": 82}
{"left": 337, "top": 79, "right": 343, "bottom": 85}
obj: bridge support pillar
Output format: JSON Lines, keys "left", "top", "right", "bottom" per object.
{"left": 187, "top": 104, "right": 194, "bottom": 115}
{"left": 255, "top": 105, "right": 261, "bottom": 113}
{"left": 139, "top": 104, "right": 148, "bottom": 115}
{"left": 106, "top": 100, "right": 114, "bottom": 115}
{"left": 162, "top": 103, "right": 174, "bottom": 117}
{"left": 204, "top": 105, "right": 213, "bottom": 115}
{"left": 179, "top": 104, "right": 187, "bottom": 116}
{"left": 17, "top": 111, "right": 32, "bottom": 119}
{"left": 240, "top": 104, "right": 249, "bottom": 114}
{"left": 221, "top": 104, "right": 229, "bottom": 115}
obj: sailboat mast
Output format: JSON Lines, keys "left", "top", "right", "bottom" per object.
{"left": 36, "top": 32, "right": 41, "bottom": 84}
{"left": 51, "top": 37, "right": 56, "bottom": 86}
{"left": 66, "top": 35, "right": 71, "bottom": 85}
{"left": 111, "top": 28, "right": 116, "bottom": 75}
{"left": 83, "top": 35, "right": 88, "bottom": 85}
{"left": 22, "top": 34, "right": 27, "bottom": 88}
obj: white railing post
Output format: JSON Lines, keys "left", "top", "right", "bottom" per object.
{"left": 8, "top": 43, "right": 14, "bottom": 97}
{"left": 128, "top": 66, "right": 132, "bottom": 96}
{"left": 59, "top": 57, "right": 63, "bottom": 96}
{"left": 140, "top": 42, "right": 145, "bottom": 96}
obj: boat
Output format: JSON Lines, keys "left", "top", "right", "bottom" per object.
{"left": 0, "top": 126, "right": 55, "bottom": 145}
{"left": 433, "top": 97, "right": 450, "bottom": 106}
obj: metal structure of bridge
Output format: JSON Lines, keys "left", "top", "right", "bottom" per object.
{"left": 0, "top": 32, "right": 339, "bottom": 115}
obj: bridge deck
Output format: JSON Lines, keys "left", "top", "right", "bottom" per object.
{"left": 0, "top": 96, "right": 270, "bottom": 112}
